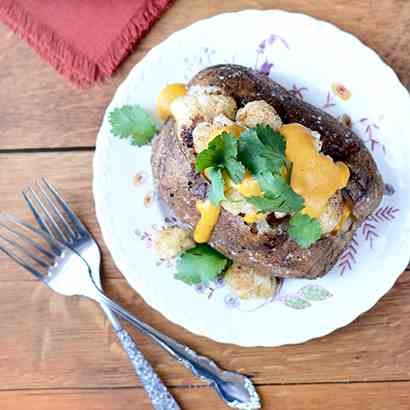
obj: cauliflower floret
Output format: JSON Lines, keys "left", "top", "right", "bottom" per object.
{"left": 213, "top": 113, "right": 234, "bottom": 128}
{"left": 152, "top": 227, "right": 194, "bottom": 260}
{"left": 224, "top": 263, "right": 277, "bottom": 299}
{"left": 192, "top": 122, "right": 213, "bottom": 153}
{"left": 170, "top": 95, "right": 204, "bottom": 129}
{"left": 195, "top": 93, "right": 237, "bottom": 120}
{"left": 319, "top": 194, "right": 343, "bottom": 234}
{"left": 236, "top": 100, "right": 282, "bottom": 130}
{"left": 170, "top": 89, "right": 237, "bottom": 132}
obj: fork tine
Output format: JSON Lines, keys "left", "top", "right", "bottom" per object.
{"left": 0, "top": 214, "right": 63, "bottom": 255}
{"left": 0, "top": 241, "right": 45, "bottom": 280}
{"left": 22, "top": 188, "right": 54, "bottom": 237}
{"left": 37, "top": 180, "right": 77, "bottom": 240}
{"left": 0, "top": 231, "right": 50, "bottom": 269}
{"left": 23, "top": 186, "right": 68, "bottom": 243}
{"left": 41, "top": 177, "right": 87, "bottom": 236}
{"left": 0, "top": 219, "right": 55, "bottom": 260}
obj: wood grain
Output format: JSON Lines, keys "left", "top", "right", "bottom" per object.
{"left": 1, "top": 1, "right": 410, "bottom": 409}
{"left": 1, "top": 273, "right": 410, "bottom": 390}
{"left": 1, "top": 151, "right": 410, "bottom": 391}
{"left": 2, "top": 382, "right": 410, "bottom": 410}
{"left": 1, "top": 0, "right": 409, "bottom": 150}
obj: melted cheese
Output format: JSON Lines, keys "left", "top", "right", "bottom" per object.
{"left": 279, "top": 123, "right": 350, "bottom": 218}
{"left": 237, "top": 171, "right": 262, "bottom": 197}
{"left": 209, "top": 124, "right": 243, "bottom": 140}
{"left": 243, "top": 211, "right": 265, "bottom": 224}
{"left": 193, "top": 200, "right": 221, "bottom": 243}
{"left": 156, "top": 83, "right": 187, "bottom": 119}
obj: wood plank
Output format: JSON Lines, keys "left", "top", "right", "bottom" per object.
{"left": 1, "top": 0, "right": 409, "bottom": 150}
{"left": 0, "top": 151, "right": 120, "bottom": 280}
{"left": 1, "top": 382, "right": 410, "bottom": 410}
{"left": 1, "top": 151, "right": 410, "bottom": 389}
{"left": 1, "top": 273, "right": 410, "bottom": 389}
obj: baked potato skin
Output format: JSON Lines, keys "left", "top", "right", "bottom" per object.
{"left": 151, "top": 64, "right": 384, "bottom": 278}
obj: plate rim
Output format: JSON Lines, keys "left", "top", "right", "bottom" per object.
{"left": 93, "top": 9, "right": 410, "bottom": 347}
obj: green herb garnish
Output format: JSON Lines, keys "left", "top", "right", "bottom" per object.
{"left": 247, "top": 172, "right": 304, "bottom": 214}
{"left": 288, "top": 212, "right": 322, "bottom": 248}
{"left": 206, "top": 167, "right": 225, "bottom": 205}
{"left": 175, "top": 244, "right": 230, "bottom": 285}
{"left": 109, "top": 105, "right": 157, "bottom": 146}
{"left": 195, "top": 132, "right": 245, "bottom": 205}
{"left": 238, "top": 126, "right": 287, "bottom": 175}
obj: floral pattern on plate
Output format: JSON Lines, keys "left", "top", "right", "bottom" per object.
{"left": 94, "top": 10, "right": 410, "bottom": 346}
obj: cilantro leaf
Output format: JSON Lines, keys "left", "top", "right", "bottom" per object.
{"left": 225, "top": 158, "right": 246, "bottom": 184}
{"left": 175, "top": 244, "right": 230, "bottom": 285}
{"left": 247, "top": 173, "right": 304, "bottom": 213}
{"left": 255, "top": 124, "right": 286, "bottom": 154}
{"left": 238, "top": 129, "right": 286, "bottom": 175}
{"left": 195, "top": 132, "right": 245, "bottom": 200}
{"left": 288, "top": 212, "right": 322, "bottom": 248}
{"left": 109, "top": 105, "right": 157, "bottom": 146}
{"left": 207, "top": 167, "right": 225, "bottom": 206}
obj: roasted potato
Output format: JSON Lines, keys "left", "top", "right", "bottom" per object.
{"left": 151, "top": 65, "right": 383, "bottom": 278}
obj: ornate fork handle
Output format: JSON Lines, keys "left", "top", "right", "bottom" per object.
{"left": 97, "top": 291, "right": 260, "bottom": 409}
{"left": 116, "top": 329, "right": 180, "bottom": 410}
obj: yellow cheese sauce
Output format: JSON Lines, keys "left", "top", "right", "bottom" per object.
{"left": 156, "top": 83, "right": 187, "bottom": 119}
{"left": 237, "top": 171, "right": 262, "bottom": 198}
{"left": 209, "top": 124, "right": 243, "bottom": 140}
{"left": 279, "top": 123, "right": 350, "bottom": 218}
{"left": 193, "top": 200, "right": 221, "bottom": 243}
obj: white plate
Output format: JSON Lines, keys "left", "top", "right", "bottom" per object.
{"left": 94, "top": 10, "right": 410, "bottom": 346}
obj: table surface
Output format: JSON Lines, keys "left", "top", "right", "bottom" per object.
{"left": 1, "top": 1, "right": 410, "bottom": 409}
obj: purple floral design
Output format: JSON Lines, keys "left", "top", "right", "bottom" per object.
{"left": 134, "top": 229, "right": 153, "bottom": 248}
{"left": 224, "top": 294, "right": 240, "bottom": 309}
{"left": 322, "top": 92, "right": 336, "bottom": 110}
{"left": 259, "top": 61, "right": 274, "bottom": 76}
{"left": 191, "top": 276, "right": 226, "bottom": 300}
{"left": 289, "top": 84, "right": 308, "bottom": 100}
{"left": 384, "top": 184, "right": 395, "bottom": 196}
{"left": 373, "top": 206, "right": 399, "bottom": 222}
{"left": 354, "top": 118, "right": 386, "bottom": 153}
{"left": 338, "top": 205, "right": 399, "bottom": 274}
{"left": 254, "top": 33, "right": 289, "bottom": 76}
{"left": 183, "top": 47, "right": 217, "bottom": 81}
{"left": 338, "top": 233, "right": 359, "bottom": 275}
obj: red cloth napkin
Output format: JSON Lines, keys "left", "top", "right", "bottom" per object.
{"left": 0, "top": 0, "right": 172, "bottom": 87}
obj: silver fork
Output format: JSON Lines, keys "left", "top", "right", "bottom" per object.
{"left": 1, "top": 181, "right": 261, "bottom": 410}
{"left": 22, "top": 179, "right": 180, "bottom": 410}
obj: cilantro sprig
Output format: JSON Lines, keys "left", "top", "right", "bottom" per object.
{"left": 109, "top": 105, "right": 157, "bottom": 146}
{"left": 238, "top": 126, "right": 304, "bottom": 214}
{"left": 207, "top": 167, "right": 225, "bottom": 205}
{"left": 175, "top": 244, "right": 230, "bottom": 285}
{"left": 238, "top": 125, "right": 322, "bottom": 248}
{"left": 247, "top": 172, "right": 304, "bottom": 213}
{"left": 195, "top": 132, "right": 245, "bottom": 206}
{"left": 238, "top": 125, "right": 287, "bottom": 175}
{"left": 288, "top": 212, "right": 322, "bottom": 248}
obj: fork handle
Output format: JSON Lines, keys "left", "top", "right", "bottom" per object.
{"left": 96, "top": 291, "right": 245, "bottom": 394}
{"left": 115, "top": 329, "right": 181, "bottom": 410}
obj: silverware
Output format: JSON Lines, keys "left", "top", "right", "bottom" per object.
{"left": 0, "top": 180, "right": 261, "bottom": 410}
{"left": 22, "top": 179, "right": 180, "bottom": 410}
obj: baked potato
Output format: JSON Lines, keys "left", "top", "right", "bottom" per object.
{"left": 151, "top": 64, "right": 383, "bottom": 279}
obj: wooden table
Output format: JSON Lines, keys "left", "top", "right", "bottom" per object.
{"left": 1, "top": 1, "right": 410, "bottom": 409}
